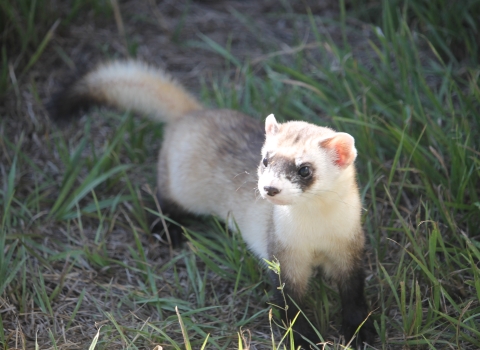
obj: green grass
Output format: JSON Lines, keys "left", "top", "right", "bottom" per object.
{"left": 0, "top": 0, "right": 112, "bottom": 97}
{"left": 350, "top": 0, "right": 480, "bottom": 64}
{"left": 1, "top": 0, "right": 479, "bottom": 349}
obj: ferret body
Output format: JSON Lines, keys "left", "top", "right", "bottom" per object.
{"left": 49, "top": 60, "right": 374, "bottom": 347}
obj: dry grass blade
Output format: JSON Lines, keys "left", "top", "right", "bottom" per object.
{"left": 88, "top": 326, "right": 102, "bottom": 350}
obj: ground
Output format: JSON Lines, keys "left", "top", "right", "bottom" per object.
{"left": 2, "top": 0, "right": 480, "bottom": 349}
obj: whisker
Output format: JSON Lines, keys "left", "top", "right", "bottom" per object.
{"left": 235, "top": 180, "right": 250, "bottom": 192}
{"left": 253, "top": 187, "right": 264, "bottom": 203}
{"left": 233, "top": 171, "right": 250, "bottom": 179}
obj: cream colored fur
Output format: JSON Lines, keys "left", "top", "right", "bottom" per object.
{"left": 70, "top": 61, "right": 364, "bottom": 292}
{"left": 258, "top": 115, "right": 363, "bottom": 292}
{"left": 75, "top": 60, "right": 203, "bottom": 121}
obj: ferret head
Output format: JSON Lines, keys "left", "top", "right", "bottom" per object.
{"left": 257, "top": 114, "right": 357, "bottom": 206}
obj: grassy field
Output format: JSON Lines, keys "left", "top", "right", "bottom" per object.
{"left": 1, "top": 0, "right": 479, "bottom": 349}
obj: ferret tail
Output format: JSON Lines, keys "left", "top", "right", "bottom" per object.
{"left": 47, "top": 60, "right": 203, "bottom": 123}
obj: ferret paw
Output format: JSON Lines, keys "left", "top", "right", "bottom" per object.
{"left": 292, "top": 329, "right": 319, "bottom": 349}
{"left": 288, "top": 318, "right": 322, "bottom": 349}
{"left": 150, "top": 221, "right": 184, "bottom": 248}
{"left": 343, "top": 317, "right": 376, "bottom": 348}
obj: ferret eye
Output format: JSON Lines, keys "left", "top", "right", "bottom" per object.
{"left": 298, "top": 166, "right": 311, "bottom": 178}
{"left": 263, "top": 157, "right": 268, "bottom": 167}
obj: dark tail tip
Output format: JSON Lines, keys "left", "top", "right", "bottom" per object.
{"left": 46, "top": 71, "right": 95, "bottom": 124}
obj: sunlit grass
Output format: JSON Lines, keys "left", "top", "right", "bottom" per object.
{"left": 1, "top": 0, "right": 479, "bottom": 349}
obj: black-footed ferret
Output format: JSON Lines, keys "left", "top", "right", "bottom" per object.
{"left": 48, "top": 60, "right": 375, "bottom": 348}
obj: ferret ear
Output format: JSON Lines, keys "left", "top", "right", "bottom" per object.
{"left": 320, "top": 132, "right": 357, "bottom": 168}
{"left": 265, "top": 114, "right": 279, "bottom": 136}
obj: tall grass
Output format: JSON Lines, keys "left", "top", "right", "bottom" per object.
{"left": 1, "top": 0, "right": 479, "bottom": 349}
{"left": 201, "top": 3, "right": 480, "bottom": 348}
{"left": 0, "top": 0, "right": 111, "bottom": 97}
{"left": 350, "top": 0, "right": 480, "bottom": 63}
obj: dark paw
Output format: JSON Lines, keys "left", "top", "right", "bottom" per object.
{"left": 151, "top": 219, "right": 184, "bottom": 248}
{"left": 289, "top": 316, "right": 321, "bottom": 349}
{"left": 293, "top": 328, "right": 319, "bottom": 349}
{"left": 343, "top": 317, "right": 375, "bottom": 348}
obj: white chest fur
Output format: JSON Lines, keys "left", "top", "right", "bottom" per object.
{"left": 271, "top": 192, "right": 361, "bottom": 260}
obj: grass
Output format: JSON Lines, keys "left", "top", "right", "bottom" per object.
{"left": 349, "top": 0, "right": 480, "bottom": 64}
{"left": 1, "top": 0, "right": 479, "bottom": 349}
{"left": 0, "top": 0, "right": 112, "bottom": 97}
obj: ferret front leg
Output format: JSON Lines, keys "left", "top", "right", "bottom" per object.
{"left": 269, "top": 252, "right": 318, "bottom": 348}
{"left": 152, "top": 191, "right": 188, "bottom": 248}
{"left": 337, "top": 264, "right": 375, "bottom": 347}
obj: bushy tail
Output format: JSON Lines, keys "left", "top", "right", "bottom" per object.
{"left": 48, "top": 60, "right": 203, "bottom": 123}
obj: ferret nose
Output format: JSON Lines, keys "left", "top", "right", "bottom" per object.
{"left": 264, "top": 186, "right": 280, "bottom": 196}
